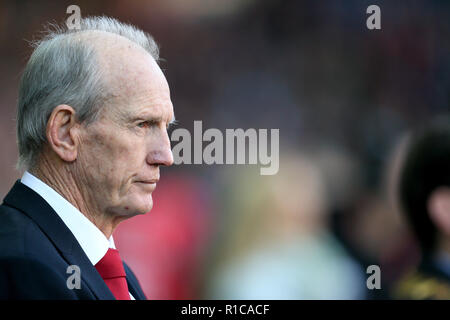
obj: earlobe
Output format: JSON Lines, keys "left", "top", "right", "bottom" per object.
{"left": 46, "top": 105, "right": 79, "bottom": 163}
{"left": 428, "top": 187, "right": 450, "bottom": 236}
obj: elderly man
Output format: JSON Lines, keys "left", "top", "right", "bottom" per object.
{"left": 0, "top": 17, "right": 174, "bottom": 299}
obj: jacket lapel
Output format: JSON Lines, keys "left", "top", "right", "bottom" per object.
{"left": 3, "top": 180, "right": 115, "bottom": 300}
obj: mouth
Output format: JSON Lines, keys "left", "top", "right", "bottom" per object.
{"left": 135, "top": 179, "right": 158, "bottom": 191}
{"left": 137, "top": 180, "right": 158, "bottom": 184}
{"left": 135, "top": 176, "right": 159, "bottom": 184}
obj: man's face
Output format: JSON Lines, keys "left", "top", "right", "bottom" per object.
{"left": 74, "top": 40, "right": 174, "bottom": 221}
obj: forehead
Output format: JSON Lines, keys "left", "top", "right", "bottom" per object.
{"left": 93, "top": 33, "right": 173, "bottom": 120}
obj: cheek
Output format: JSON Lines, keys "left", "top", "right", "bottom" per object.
{"left": 83, "top": 134, "right": 144, "bottom": 185}
{"left": 79, "top": 124, "right": 148, "bottom": 184}
{"left": 111, "top": 139, "right": 146, "bottom": 173}
{"left": 78, "top": 133, "right": 119, "bottom": 183}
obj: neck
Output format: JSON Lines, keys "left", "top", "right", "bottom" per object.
{"left": 30, "top": 156, "right": 117, "bottom": 238}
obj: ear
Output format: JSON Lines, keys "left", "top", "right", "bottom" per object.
{"left": 46, "top": 104, "right": 80, "bottom": 163}
{"left": 428, "top": 186, "right": 450, "bottom": 236}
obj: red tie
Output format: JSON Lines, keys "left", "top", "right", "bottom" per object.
{"left": 95, "top": 248, "right": 130, "bottom": 300}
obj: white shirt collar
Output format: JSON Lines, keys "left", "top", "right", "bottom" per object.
{"left": 21, "top": 171, "right": 114, "bottom": 266}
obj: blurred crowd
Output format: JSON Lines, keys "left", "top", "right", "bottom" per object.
{"left": 0, "top": 0, "right": 449, "bottom": 299}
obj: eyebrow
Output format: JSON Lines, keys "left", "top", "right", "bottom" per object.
{"left": 131, "top": 113, "right": 177, "bottom": 128}
{"left": 131, "top": 112, "right": 175, "bottom": 122}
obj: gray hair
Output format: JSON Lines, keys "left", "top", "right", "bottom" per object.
{"left": 16, "top": 16, "right": 159, "bottom": 170}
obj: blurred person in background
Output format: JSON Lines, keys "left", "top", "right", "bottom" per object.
{"left": 331, "top": 134, "right": 421, "bottom": 299}
{"left": 391, "top": 119, "right": 450, "bottom": 299}
{"left": 204, "top": 150, "right": 366, "bottom": 299}
{"left": 0, "top": 16, "right": 174, "bottom": 299}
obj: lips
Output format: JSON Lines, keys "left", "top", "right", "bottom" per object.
{"left": 135, "top": 176, "right": 159, "bottom": 184}
{"left": 135, "top": 180, "right": 157, "bottom": 192}
{"left": 134, "top": 175, "right": 159, "bottom": 192}
{"left": 137, "top": 180, "right": 158, "bottom": 184}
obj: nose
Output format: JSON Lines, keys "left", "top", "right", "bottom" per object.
{"left": 146, "top": 129, "right": 174, "bottom": 167}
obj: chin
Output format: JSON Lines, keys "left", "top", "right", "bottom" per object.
{"left": 123, "top": 184, "right": 155, "bottom": 213}
{"left": 127, "top": 194, "right": 153, "bottom": 215}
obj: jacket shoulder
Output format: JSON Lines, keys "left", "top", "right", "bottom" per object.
{"left": 0, "top": 204, "right": 88, "bottom": 299}
{"left": 0, "top": 203, "right": 33, "bottom": 257}
{"left": 0, "top": 203, "right": 61, "bottom": 262}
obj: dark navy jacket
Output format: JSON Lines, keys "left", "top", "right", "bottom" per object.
{"left": 0, "top": 180, "right": 147, "bottom": 300}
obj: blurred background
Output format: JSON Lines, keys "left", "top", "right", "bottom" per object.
{"left": 0, "top": 0, "right": 449, "bottom": 299}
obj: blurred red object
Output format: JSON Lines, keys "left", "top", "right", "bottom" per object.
{"left": 115, "top": 173, "right": 213, "bottom": 299}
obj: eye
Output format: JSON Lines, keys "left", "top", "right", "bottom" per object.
{"left": 137, "top": 121, "right": 148, "bottom": 128}
{"left": 137, "top": 121, "right": 154, "bottom": 129}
